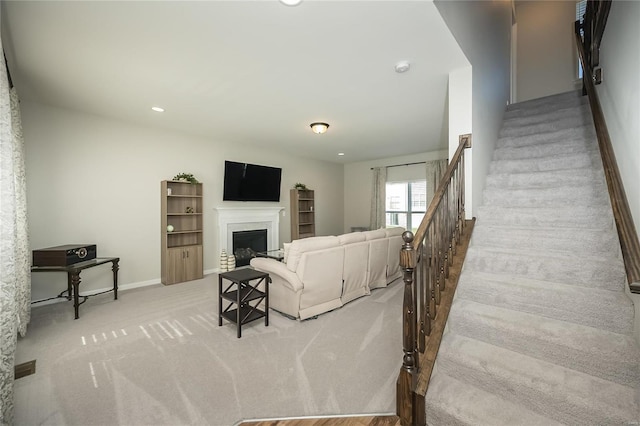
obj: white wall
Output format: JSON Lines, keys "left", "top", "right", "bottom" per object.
{"left": 595, "top": 0, "right": 640, "bottom": 337}
{"left": 516, "top": 0, "right": 579, "bottom": 102}
{"left": 448, "top": 66, "right": 473, "bottom": 219}
{"left": 343, "top": 150, "right": 448, "bottom": 233}
{"left": 22, "top": 101, "right": 343, "bottom": 300}
{"left": 597, "top": 0, "right": 640, "bottom": 242}
{"left": 435, "top": 0, "right": 513, "bottom": 218}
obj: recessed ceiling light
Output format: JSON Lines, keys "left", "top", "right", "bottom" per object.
{"left": 394, "top": 61, "right": 410, "bottom": 73}
{"left": 338, "top": 153, "right": 345, "bottom": 156}
{"left": 280, "top": 0, "right": 302, "bottom": 6}
{"left": 151, "top": 106, "right": 165, "bottom": 112}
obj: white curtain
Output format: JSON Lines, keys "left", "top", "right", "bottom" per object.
{"left": 369, "top": 167, "right": 387, "bottom": 230}
{"left": 0, "top": 44, "right": 31, "bottom": 425}
{"left": 425, "top": 159, "right": 448, "bottom": 205}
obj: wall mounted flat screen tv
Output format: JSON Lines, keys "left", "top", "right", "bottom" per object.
{"left": 223, "top": 161, "right": 282, "bottom": 202}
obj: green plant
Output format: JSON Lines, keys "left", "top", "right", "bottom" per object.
{"left": 294, "top": 182, "right": 307, "bottom": 190}
{"left": 173, "top": 173, "right": 199, "bottom": 184}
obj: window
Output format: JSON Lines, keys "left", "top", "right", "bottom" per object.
{"left": 576, "top": 0, "right": 587, "bottom": 79}
{"left": 385, "top": 180, "right": 426, "bottom": 233}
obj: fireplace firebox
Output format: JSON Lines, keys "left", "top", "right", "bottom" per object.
{"left": 232, "top": 229, "right": 267, "bottom": 267}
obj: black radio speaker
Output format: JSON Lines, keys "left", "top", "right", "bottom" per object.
{"left": 32, "top": 244, "right": 97, "bottom": 267}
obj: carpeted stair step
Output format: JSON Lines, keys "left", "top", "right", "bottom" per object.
{"left": 482, "top": 183, "right": 609, "bottom": 208}
{"left": 446, "top": 299, "right": 640, "bottom": 387}
{"left": 504, "top": 91, "right": 588, "bottom": 118}
{"left": 496, "top": 125, "right": 596, "bottom": 149}
{"left": 493, "top": 137, "right": 597, "bottom": 161}
{"left": 499, "top": 111, "right": 594, "bottom": 139}
{"left": 502, "top": 104, "right": 592, "bottom": 129}
{"left": 470, "top": 225, "right": 620, "bottom": 256}
{"left": 454, "top": 271, "right": 634, "bottom": 335}
{"left": 485, "top": 168, "right": 603, "bottom": 189}
{"left": 434, "top": 334, "right": 639, "bottom": 425}
{"left": 430, "top": 90, "right": 640, "bottom": 424}
{"left": 488, "top": 151, "right": 602, "bottom": 174}
{"left": 475, "top": 205, "right": 614, "bottom": 229}
{"left": 425, "top": 372, "right": 562, "bottom": 426}
{"left": 463, "top": 246, "right": 626, "bottom": 290}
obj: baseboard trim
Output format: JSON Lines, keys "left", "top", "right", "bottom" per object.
{"left": 31, "top": 270, "right": 225, "bottom": 306}
{"left": 234, "top": 412, "right": 397, "bottom": 426}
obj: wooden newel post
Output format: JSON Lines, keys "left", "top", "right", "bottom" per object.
{"left": 397, "top": 231, "right": 418, "bottom": 425}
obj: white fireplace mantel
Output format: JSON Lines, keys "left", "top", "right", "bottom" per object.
{"left": 214, "top": 206, "right": 284, "bottom": 254}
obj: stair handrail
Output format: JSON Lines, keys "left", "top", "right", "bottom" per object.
{"left": 575, "top": 3, "right": 640, "bottom": 292}
{"left": 396, "top": 134, "right": 471, "bottom": 425}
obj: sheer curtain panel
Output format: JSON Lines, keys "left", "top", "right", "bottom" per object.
{"left": 0, "top": 42, "right": 31, "bottom": 425}
{"left": 425, "top": 159, "right": 448, "bottom": 204}
{"left": 370, "top": 167, "right": 387, "bottom": 230}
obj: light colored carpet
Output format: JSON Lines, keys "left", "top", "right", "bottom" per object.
{"left": 425, "top": 90, "right": 640, "bottom": 425}
{"left": 14, "top": 274, "right": 402, "bottom": 425}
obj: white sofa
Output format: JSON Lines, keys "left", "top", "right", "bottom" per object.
{"left": 249, "top": 227, "right": 405, "bottom": 320}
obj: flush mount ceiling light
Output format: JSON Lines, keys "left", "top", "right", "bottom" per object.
{"left": 394, "top": 61, "right": 411, "bottom": 73}
{"left": 280, "top": 0, "right": 302, "bottom": 6}
{"left": 310, "top": 122, "right": 329, "bottom": 134}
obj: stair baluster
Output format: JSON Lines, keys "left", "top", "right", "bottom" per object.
{"left": 396, "top": 134, "right": 472, "bottom": 425}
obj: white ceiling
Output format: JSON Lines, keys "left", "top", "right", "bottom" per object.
{"left": 1, "top": 0, "right": 468, "bottom": 163}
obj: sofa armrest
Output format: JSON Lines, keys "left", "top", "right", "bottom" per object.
{"left": 250, "top": 257, "right": 304, "bottom": 292}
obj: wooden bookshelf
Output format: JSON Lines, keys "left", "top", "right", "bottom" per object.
{"left": 161, "top": 180, "right": 203, "bottom": 285}
{"left": 290, "top": 189, "right": 315, "bottom": 240}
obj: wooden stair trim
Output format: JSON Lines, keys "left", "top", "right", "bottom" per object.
{"left": 413, "top": 219, "right": 475, "bottom": 424}
{"left": 575, "top": 16, "right": 640, "bottom": 292}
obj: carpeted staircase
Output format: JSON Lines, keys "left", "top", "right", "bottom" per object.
{"left": 424, "top": 90, "right": 640, "bottom": 425}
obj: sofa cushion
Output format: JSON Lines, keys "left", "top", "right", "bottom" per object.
{"left": 286, "top": 236, "right": 339, "bottom": 271}
{"left": 283, "top": 242, "right": 291, "bottom": 263}
{"left": 337, "top": 232, "right": 366, "bottom": 245}
{"left": 362, "top": 229, "right": 386, "bottom": 240}
{"left": 385, "top": 227, "right": 405, "bottom": 238}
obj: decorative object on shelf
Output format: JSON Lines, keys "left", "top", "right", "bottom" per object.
{"left": 185, "top": 206, "right": 194, "bottom": 213}
{"left": 167, "top": 225, "right": 174, "bottom": 232}
{"left": 294, "top": 183, "right": 307, "bottom": 190}
{"left": 173, "top": 172, "right": 199, "bottom": 184}
{"left": 220, "top": 249, "right": 228, "bottom": 272}
{"left": 167, "top": 187, "right": 172, "bottom": 196}
{"left": 309, "top": 122, "right": 329, "bottom": 134}
{"left": 227, "top": 255, "right": 236, "bottom": 271}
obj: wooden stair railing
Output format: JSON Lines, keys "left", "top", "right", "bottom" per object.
{"left": 396, "top": 134, "right": 472, "bottom": 425}
{"left": 575, "top": 2, "right": 640, "bottom": 292}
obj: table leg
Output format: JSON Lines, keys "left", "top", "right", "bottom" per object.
{"left": 218, "top": 275, "right": 223, "bottom": 326}
{"left": 71, "top": 271, "right": 81, "bottom": 319}
{"left": 111, "top": 259, "right": 119, "bottom": 300}
{"left": 237, "top": 281, "right": 242, "bottom": 338}
{"left": 66, "top": 273, "right": 72, "bottom": 300}
{"left": 265, "top": 277, "right": 270, "bottom": 327}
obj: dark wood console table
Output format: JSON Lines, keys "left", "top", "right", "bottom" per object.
{"left": 31, "top": 257, "right": 120, "bottom": 319}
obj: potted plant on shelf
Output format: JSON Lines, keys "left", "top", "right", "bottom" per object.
{"left": 173, "top": 173, "right": 199, "bottom": 184}
{"left": 294, "top": 183, "right": 308, "bottom": 190}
